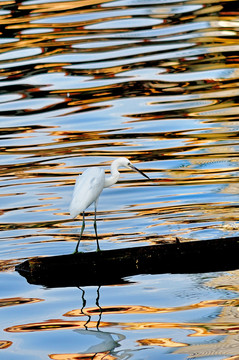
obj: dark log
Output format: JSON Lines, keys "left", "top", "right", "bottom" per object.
{"left": 15, "top": 237, "right": 239, "bottom": 288}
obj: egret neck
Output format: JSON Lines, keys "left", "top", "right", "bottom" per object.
{"left": 104, "top": 158, "right": 122, "bottom": 188}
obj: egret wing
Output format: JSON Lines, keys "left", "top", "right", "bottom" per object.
{"left": 69, "top": 167, "right": 105, "bottom": 218}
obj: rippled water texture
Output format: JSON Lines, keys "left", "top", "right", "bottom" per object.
{"left": 1, "top": 0, "right": 239, "bottom": 358}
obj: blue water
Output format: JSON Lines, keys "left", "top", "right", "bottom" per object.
{"left": 1, "top": 0, "right": 239, "bottom": 358}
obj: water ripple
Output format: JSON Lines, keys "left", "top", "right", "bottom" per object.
{"left": 1, "top": 0, "right": 239, "bottom": 272}
{"left": 1, "top": 2, "right": 239, "bottom": 360}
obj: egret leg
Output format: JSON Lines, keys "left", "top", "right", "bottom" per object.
{"left": 74, "top": 212, "right": 85, "bottom": 253}
{"left": 94, "top": 201, "right": 100, "bottom": 252}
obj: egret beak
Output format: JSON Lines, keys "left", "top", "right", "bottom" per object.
{"left": 129, "top": 164, "right": 150, "bottom": 180}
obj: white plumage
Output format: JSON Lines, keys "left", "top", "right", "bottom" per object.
{"left": 69, "top": 157, "right": 149, "bottom": 252}
{"left": 70, "top": 167, "right": 105, "bottom": 218}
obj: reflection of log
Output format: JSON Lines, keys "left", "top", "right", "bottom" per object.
{"left": 16, "top": 237, "right": 239, "bottom": 288}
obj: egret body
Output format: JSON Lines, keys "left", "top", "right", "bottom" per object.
{"left": 70, "top": 157, "right": 149, "bottom": 252}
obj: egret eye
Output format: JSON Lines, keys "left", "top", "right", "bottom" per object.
{"left": 128, "top": 162, "right": 130, "bottom": 166}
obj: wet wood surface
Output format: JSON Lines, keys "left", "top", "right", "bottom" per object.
{"left": 15, "top": 237, "right": 239, "bottom": 287}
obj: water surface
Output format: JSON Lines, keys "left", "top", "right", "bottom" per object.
{"left": 1, "top": 0, "right": 239, "bottom": 358}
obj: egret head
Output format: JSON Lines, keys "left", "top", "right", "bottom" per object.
{"left": 118, "top": 157, "right": 150, "bottom": 180}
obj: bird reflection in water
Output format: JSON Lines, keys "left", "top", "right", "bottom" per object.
{"left": 73, "top": 286, "right": 125, "bottom": 358}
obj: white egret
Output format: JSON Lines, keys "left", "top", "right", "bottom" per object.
{"left": 69, "top": 157, "right": 150, "bottom": 252}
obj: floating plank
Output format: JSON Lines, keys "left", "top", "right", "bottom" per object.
{"left": 15, "top": 237, "right": 239, "bottom": 287}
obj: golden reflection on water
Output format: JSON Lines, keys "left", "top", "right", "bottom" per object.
{"left": 49, "top": 352, "right": 117, "bottom": 360}
{"left": 64, "top": 299, "right": 233, "bottom": 317}
{"left": 5, "top": 320, "right": 112, "bottom": 332}
{"left": 1, "top": 0, "right": 239, "bottom": 359}
{"left": 137, "top": 337, "right": 187, "bottom": 347}
{"left": 0, "top": 340, "right": 12, "bottom": 349}
{"left": 5, "top": 297, "right": 239, "bottom": 338}
{"left": 0, "top": 296, "right": 43, "bottom": 307}
{"left": 5, "top": 317, "right": 239, "bottom": 336}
